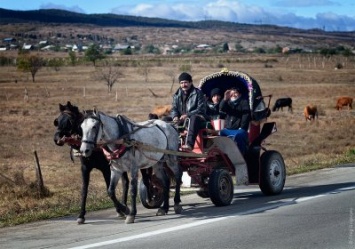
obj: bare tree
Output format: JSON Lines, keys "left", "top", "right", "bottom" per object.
{"left": 165, "top": 69, "right": 176, "bottom": 93}
{"left": 94, "top": 61, "right": 122, "bottom": 93}
{"left": 138, "top": 62, "right": 150, "bottom": 83}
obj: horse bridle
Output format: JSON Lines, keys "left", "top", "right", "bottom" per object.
{"left": 81, "top": 114, "right": 104, "bottom": 146}
{"left": 55, "top": 110, "right": 82, "bottom": 135}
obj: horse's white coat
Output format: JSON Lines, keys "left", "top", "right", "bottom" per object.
{"left": 80, "top": 114, "right": 178, "bottom": 167}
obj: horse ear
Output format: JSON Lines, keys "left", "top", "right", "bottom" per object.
{"left": 93, "top": 106, "right": 98, "bottom": 114}
{"left": 59, "top": 103, "right": 65, "bottom": 111}
{"left": 67, "top": 101, "right": 72, "bottom": 107}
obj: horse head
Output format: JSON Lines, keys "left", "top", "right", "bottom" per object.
{"left": 53, "top": 101, "right": 83, "bottom": 146}
{"left": 80, "top": 110, "right": 104, "bottom": 157}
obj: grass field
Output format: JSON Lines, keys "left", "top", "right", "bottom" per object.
{"left": 0, "top": 53, "right": 354, "bottom": 227}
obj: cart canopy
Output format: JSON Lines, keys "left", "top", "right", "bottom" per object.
{"left": 198, "top": 68, "right": 269, "bottom": 122}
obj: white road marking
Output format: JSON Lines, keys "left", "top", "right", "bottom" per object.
{"left": 68, "top": 217, "right": 226, "bottom": 249}
{"left": 69, "top": 184, "right": 355, "bottom": 249}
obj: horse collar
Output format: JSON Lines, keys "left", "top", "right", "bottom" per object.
{"left": 102, "top": 144, "right": 127, "bottom": 160}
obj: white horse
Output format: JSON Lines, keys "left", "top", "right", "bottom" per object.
{"left": 80, "top": 110, "right": 183, "bottom": 224}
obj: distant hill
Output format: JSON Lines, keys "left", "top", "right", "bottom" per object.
{"left": 0, "top": 8, "right": 354, "bottom": 53}
{"left": 0, "top": 7, "right": 325, "bottom": 33}
{"left": 0, "top": 8, "right": 194, "bottom": 28}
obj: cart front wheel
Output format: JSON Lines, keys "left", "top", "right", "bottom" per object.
{"left": 139, "top": 180, "right": 164, "bottom": 209}
{"left": 196, "top": 188, "right": 210, "bottom": 198}
{"left": 208, "top": 169, "right": 234, "bottom": 206}
{"left": 259, "top": 150, "right": 286, "bottom": 195}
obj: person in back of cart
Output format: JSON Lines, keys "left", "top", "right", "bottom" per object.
{"left": 219, "top": 87, "right": 251, "bottom": 154}
{"left": 206, "top": 88, "right": 223, "bottom": 120}
{"left": 171, "top": 72, "right": 207, "bottom": 151}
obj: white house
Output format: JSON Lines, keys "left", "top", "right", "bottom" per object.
{"left": 113, "top": 44, "right": 130, "bottom": 51}
{"left": 22, "top": 44, "right": 33, "bottom": 50}
{"left": 196, "top": 44, "right": 210, "bottom": 49}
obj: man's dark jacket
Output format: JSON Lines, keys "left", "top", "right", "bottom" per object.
{"left": 171, "top": 87, "right": 207, "bottom": 119}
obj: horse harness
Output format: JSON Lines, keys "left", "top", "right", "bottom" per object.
{"left": 55, "top": 110, "right": 83, "bottom": 156}
{"left": 82, "top": 113, "right": 207, "bottom": 162}
{"left": 82, "top": 113, "right": 157, "bottom": 161}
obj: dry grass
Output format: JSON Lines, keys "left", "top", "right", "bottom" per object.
{"left": 0, "top": 53, "right": 354, "bottom": 227}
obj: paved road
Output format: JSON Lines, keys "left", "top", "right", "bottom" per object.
{"left": 1, "top": 164, "right": 355, "bottom": 249}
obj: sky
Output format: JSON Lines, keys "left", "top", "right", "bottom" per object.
{"left": 1, "top": 0, "right": 355, "bottom": 31}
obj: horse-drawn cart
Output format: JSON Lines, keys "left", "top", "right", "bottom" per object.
{"left": 54, "top": 69, "right": 286, "bottom": 223}
{"left": 139, "top": 69, "right": 286, "bottom": 208}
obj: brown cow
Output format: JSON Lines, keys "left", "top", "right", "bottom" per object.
{"left": 304, "top": 105, "right": 318, "bottom": 121}
{"left": 336, "top": 97, "right": 353, "bottom": 110}
{"left": 151, "top": 104, "right": 172, "bottom": 119}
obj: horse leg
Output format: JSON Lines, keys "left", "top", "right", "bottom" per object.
{"left": 108, "top": 168, "right": 130, "bottom": 218}
{"left": 167, "top": 157, "right": 183, "bottom": 214}
{"left": 140, "top": 168, "right": 153, "bottom": 204}
{"left": 154, "top": 164, "right": 170, "bottom": 216}
{"left": 100, "top": 161, "right": 128, "bottom": 219}
{"left": 77, "top": 161, "right": 91, "bottom": 224}
{"left": 126, "top": 168, "right": 138, "bottom": 224}
{"left": 173, "top": 173, "right": 183, "bottom": 214}
{"left": 121, "top": 172, "right": 129, "bottom": 206}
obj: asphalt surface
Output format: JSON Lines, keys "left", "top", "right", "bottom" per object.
{"left": 0, "top": 163, "right": 354, "bottom": 249}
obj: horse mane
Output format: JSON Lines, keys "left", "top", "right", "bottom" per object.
{"left": 83, "top": 110, "right": 95, "bottom": 117}
{"left": 70, "top": 105, "right": 80, "bottom": 114}
{"left": 61, "top": 101, "right": 80, "bottom": 114}
{"left": 116, "top": 114, "right": 134, "bottom": 124}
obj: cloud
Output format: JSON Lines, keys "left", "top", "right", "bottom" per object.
{"left": 40, "top": 3, "right": 85, "bottom": 14}
{"left": 42, "top": 0, "right": 355, "bottom": 31}
{"left": 316, "top": 12, "right": 355, "bottom": 31}
{"left": 273, "top": 0, "right": 339, "bottom": 8}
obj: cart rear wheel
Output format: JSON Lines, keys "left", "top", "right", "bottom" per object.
{"left": 259, "top": 150, "right": 286, "bottom": 195}
{"left": 208, "top": 169, "right": 234, "bottom": 206}
{"left": 139, "top": 180, "right": 164, "bottom": 209}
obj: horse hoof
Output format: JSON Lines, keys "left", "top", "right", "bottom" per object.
{"left": 156, "top": 208, "right": 167, "bottom": 216}
{"left": 77, "top": 218, "right": 85, "bottom": 224}
{"left": 174, "top": 204, "right": 183, "bottom": 214}
{"left": 125, "top": 207, "right": 130, "bottom": 215}
{"left": 125, "top": 215, "right": 135, "bottom": 224}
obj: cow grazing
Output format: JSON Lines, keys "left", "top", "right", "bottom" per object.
{"left": 336, "top": 97, "right": 353, "bottom": 110}
{"left": 304, "top": 105, "right": 318, "bottom": 121}
{"left": 272, "top": 97, "right": 293, "bottom": 113}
